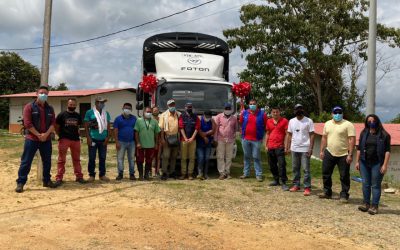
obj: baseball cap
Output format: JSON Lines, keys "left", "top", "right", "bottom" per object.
{"left": 185, "top": 102, "right": 193, "bottom": 108}
{"left": 294, "top": 104, "right": 303, "bottom": 109}
{"left": 224, "top": 103, "right": 232, "bottom": 109}
{"left": 95, "top": 96, "right": 107, "bottom": 102}
{"left": 167, "top": 99, "right": 175, "bottom": 105}
{"left": 332, "top": 106, "right": 343, "bottom": 112}
{"left": 204, "top": 110, "right": 212, "bottom": 117}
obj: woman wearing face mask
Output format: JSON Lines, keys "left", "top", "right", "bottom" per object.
{"left": 196, "top": 110, "right": 216, "bottom": 180}
{"left": 355, "top": 114, "right": 391, "bottom": 215}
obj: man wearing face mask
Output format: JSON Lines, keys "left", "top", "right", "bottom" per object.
{"left": 159, "top": 99, "right": 181, "bottom": 180}
{"left": 84, "top": 96, "right": 112, "bottom": 182}
{"left": 54, "top": 98, "right": 86, "bottom": 186}
{"left": 286, "top": 104, "right": 314, "bottom": 196}
{"left": 179, "top": 103, "right": 200, "bottom": 180}
{"left": 134, "top": 106, "right": 161, "bottom": 180}
{"left": 239, "top": 99, "right": 267, "bottom": 182}
{"left": 113, "top": 103, "right": 137, "bottom": 181}
{"left": 214, "top": 103, "right": 238, "bottom": 180}
{"left": 319, "top": 106, "right": 356, "bottom": 202}
{"left": 16, "top": 86, "right": 58, "bottom": 193}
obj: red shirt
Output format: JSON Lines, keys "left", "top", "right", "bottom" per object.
{"left": 239, "top": 109, "right": 268, "bottom": 141}
{"left": 266, "top": 117, "right": 288, "bottom": 149}
{"left": 23, "top": 101, "right": 56, "bottom": 141}
{"left": 178, "top": 114, "right": 200, "bottom": 141}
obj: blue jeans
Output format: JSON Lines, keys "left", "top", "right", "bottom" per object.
{"left": 360, "top": 160, "right": 384, "bottom": 206}
{"left": 291, "top": 151, "right": 311, "bottom": 188}
{"left": 196, "top": 146, "right": 211, "bottom": 176}
{"left": 117, "top": 141, "right": 135, "bottom": 175}
{"left": 88, "top": 139, "right": 107, "bottom": 177}
{"left": 242, "top": 139, "right": 263, "bottom": 177}
{"left": 16, "top": 139, "right": 52, "bottom": 184}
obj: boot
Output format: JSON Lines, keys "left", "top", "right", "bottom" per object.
{"left": 144, "top": 164, "right": 151, "bottom": 181}
{"left": 138, "top": 164, "right": 144, "bottom": 181}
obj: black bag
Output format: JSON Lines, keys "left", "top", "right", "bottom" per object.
{"left": 166, "top": 134, "right": 179, "bottom": 147}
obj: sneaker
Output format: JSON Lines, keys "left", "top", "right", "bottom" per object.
{"left": 281, "top": 184, "right": 289, "bottom": 191}
{"left": 15, "top": 183, "right": 24, "bottom": 193}
{"left": 196, "top": 174, "right": 204, "bottom": 180}
{"left": 219, "top": 174, "right": 226, "bottom": 180}
{"left": 256, "top": 176, "right": 263, "bottom": 182}
{"left": 129, "top": 175, "right": 136, "bottom": 181}
{"left": 239, "top": 175, "right": 249, "bottom": 179}
{"left": 225, "top": 175, "right": 232, "bottom": 179}
{"left": 318, "top": 193, "right": 332, "bottom": 199}
{"left": 43, "top": 180, "right": 58, "bottom": 188}
{"left": 358, "top": 204, "right": 370, "bottom": 212}
{"left": 269, "top": 180, "right": 280, "bottom": 186}
{"left": 76, "top": 178, "right": 87, "bottom": 184}
{"left": 161, "top": 173, "right": 168, "bottom": 181}
{"left": 203, "top": 175, "right": 209, "bottom": 180}
{"left": 339, "top": 196, "right": 349, "bottom": 203}
{"left": 368, "top": 205, "right": 378, "bottom": 215}
{"left": 99, "top": 176, "right": 110, "bottom": 182}
{"left": 54, "top": 180, "right": 63, "bottom": 187}
{"left": 290, "top": 186, "right": 300, "bottom": 192}
{"left": 116, "top": 174, "right": 123, "bottom": 181}
{"left": 88, "top": 176, "right": 95, "bottom": 182}
{"left": 303, "top": 187, "right": 311, "bottom": 196}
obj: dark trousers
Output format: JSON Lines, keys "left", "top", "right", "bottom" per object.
{"left": 322, "top": 149, "right": 350, "bottom": 198}
{"left": 268, "top": 147, "right": 287, "bottom": 183}
{"left": 88, "top": 139, "right": 107, "bottom": 177}
{"left": 16, "top": 139, "right": 52, "bottom": 184}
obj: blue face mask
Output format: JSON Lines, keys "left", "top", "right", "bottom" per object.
{"left": 249, "top": 104, "right": 257, "bottom": 111}
{"left": 333, "top": 113, "right": 343, "bottom": 122}
{"left": 368, "top": 121, "right": 377, "bottom": 129}
{"left": 169, "top": 107, "right": 176, "bottom": 112}
{"left": 38, "top": 93, "right": 48, "bottom": 102}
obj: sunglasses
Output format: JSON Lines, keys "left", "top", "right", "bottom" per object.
{"left": 333, "top": 111, "right": 343, "bottom": 114}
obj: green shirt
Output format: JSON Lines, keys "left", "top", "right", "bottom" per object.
{"left": 134, "top": 118, "right": 160, "bottom": 148}
{"left": 84, "top": 109, "right": 111, "bottom": 140}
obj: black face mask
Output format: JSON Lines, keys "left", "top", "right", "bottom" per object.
{"left": 68, "top": 107, "right": 76, "bottom": 112}
{"left": 186, "top": 108, "right": 193, "bottom": 114}
{"left": 295, "top": 110, "right": 304, "bottom": 116}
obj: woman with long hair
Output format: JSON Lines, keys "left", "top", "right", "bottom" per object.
{"left": 355, "top": 114, "right": 391, "bottom": 215}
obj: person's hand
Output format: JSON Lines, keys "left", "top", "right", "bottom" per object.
{"left": 319, "top": 151, "right": 325, "bottom": 160}
{"left": 380, "top": 165, "right": 388, "bottom": 174}
{"left": 87, "top": 137, "right": 92, "bottom": 146}
{"left": 104, "top": 138, "right": 109, "bottom": 146}
{"left": 355, "top": 162, "right": 360, "bottom": 171}
{"left": 306, "top": 149, "right": 312, "bottom": 158}
{"left": 346, "top": 154, "right": 353, "bottom": 164}
{"left": 116, "top": 142, "right": 121, "bottom": 150}
{"left": 161, "top": 138, "right": 166, "bottom": 146}
{"left": 203, "top": 137, "right": 209, "bottom": 144}
{"left": 285, "top": 148, "right": 290, "bottom": 155}
{"left": 137, "top": 143, "right": 142, "bottom": 149}
{"left": 39, "top": 133, "right": 47, "bottom": 142}
{"left": 265, "top": 145, "right": 268, "bottom": 151}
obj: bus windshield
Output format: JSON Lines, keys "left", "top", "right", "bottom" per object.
{"left": 156, "top": 82, "right": 235, "bottom": 114}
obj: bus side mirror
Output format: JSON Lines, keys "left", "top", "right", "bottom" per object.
{"left": 136, "top": 85, "right": 143, "bottom": 101}
{"left": 136, "top": 103, "right": 143, "bottom": 110}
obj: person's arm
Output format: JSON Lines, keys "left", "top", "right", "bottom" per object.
{"left": 42, "top": 110, "right": 56, "bottom": 141}
{"left": 135, "top": 131, "right": 141, "bottom": 149}
{"left": 189, "top": 117, "right": 200, "bottom": 142}
{"left": 104, "top": 122, "right": 111, "bottom": 145}
{"left": 114, "top": 128, "right": 120, "bottom": 150}
{"left": 381, "top": 135, "right": 391, "bottom": 174}
{"left": 320, "top": 135, "right": 327, "bottom": 160}
{"left": 346, "top": 136, "right": 355, "bottom": 164}
{"left": 286, "top": 132, "right": 292, "bottom": 153}
{"left": 179, "top": 116, "right": 188, "bottom": 141}
{"left": 308, "top": 132, "right": 315, "bottom": 157}
{"left": 154, "top": 122, "right": 160, "bottom": 149}
{"left": 55, "top": 113, "right": 61, "bottom": 136}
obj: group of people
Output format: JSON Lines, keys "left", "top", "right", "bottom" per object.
{"left": 15, "top": 86, "right": 391, "bottom": 215}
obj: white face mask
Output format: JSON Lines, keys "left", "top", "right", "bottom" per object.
{"left": 123, "top": 109, "right": 132, "bottom": 116}
{"left": 144, "top": 112, "right": 152, "bottom": 119}
{"left": 204, "top": 117, "right": 211, "bottom": 122}
{"left": 224, "top": 110, "right": 232, "bottom": 116}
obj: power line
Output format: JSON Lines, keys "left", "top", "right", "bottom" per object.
{"left": 0, "top": 0, "right": 216, "bottom": 51}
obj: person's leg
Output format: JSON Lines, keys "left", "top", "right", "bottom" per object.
{"left": 136, "top": 148, "right": 145, "bottom": 180}
{"left": 371, "top": 162, "right": 384, "bottom": 206}
{"left": 170, "top": 146, "right": 179, "bottom": 176}
{"left": 225, "top": 142, "right": 234, "bottom": 176}
{"left": 188, "top": 141, "right": 196, "bottom": 177}
{"left": 56, "top": 139, "right": 69, "bottom": 181}
{"left": 117, "top": 141, "right": 127, "bottom": 176}
{"left": 252, "top": 140, "right": 263, "bottom": 178}
{"left": 70, "top": 139, "right": 84, "bottom": 180}
{"left": 144, "top": 148, "right": 155, "bottom": 180}
{"left": 39, "top": 140, "right": 52, "bottom": 183}
{"left": 276, "top": 147, "right": 287, "bottom": 183}
{"left": 87, "top": 141, "right": 97, "bottom": 177}
{"left": 302, "top": 152, "right": 311, "bottom": 188}
{"left": 268, "top": 149, "right": 279, "bottom": 183}
{"left": 203, "top": 146, "right": 212, "bottom": 178}
{"left": 196, "top": 147, "right": 205, "bottom": 176}
{"left": 322, "top": 150, "right": 336, "bottom": 197}
{"left": 242, "top": 139, "right": 252, "bottom": 177}
{"left": 98, "top": 140, "right": 107, "bottom": 178}
{"left": 127, "top": 142, "right": 136, "bottom": 177}
{"left": 360, "top": 160, "right": 371, "bottom": 205}
{"left": 337, "top": 155, "right": 351, "bottom": 199}
{"left": 16, "top": 139, "right": 39, "bottom": 185}
{"left": 162, "top": 144, "right": 171, "bottom": 176}
{"left": 291, "top": 151, "right": 301, "bottom": 187}
{"left": 216, "top": 141, "right": 226, "bottom": 175}
{"left": 180, "top": 142, "right": 189, "bottom": 176}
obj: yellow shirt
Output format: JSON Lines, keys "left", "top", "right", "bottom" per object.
{"left": 159, "top": 110, "right": 180, "bottom": 135}
{"left": 323, "top": 119, "right": 356, "bottom": 157}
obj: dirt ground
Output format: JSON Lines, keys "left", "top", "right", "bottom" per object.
{"left": 0, "top": 136, "right": 399, "bottom": 249}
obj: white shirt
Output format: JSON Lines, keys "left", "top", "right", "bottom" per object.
{"left": 288, "top": 116, "right": 314, "bottom": 152}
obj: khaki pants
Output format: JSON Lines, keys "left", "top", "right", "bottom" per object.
{"left": 216, "top": 141, "right": 234, "bottom": 175}
{"left": 181, "top": 141, "right": 196, "bottom": 175}
{"left": 162, "top": 144, "right": 179, "bottom": 176}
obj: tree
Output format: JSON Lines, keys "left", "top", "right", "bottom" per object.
{"left": 223, "top": 0, "right": 400, "bottom": 119}
{"left": 0, "top": 52, "right": 41, "bottom": 128}
{"left": 49, "top": 82, "right": 68, "bottom": 91}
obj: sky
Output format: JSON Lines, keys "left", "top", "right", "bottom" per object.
{"left": 0, "top": 0, "right": 400, "bottom": 121}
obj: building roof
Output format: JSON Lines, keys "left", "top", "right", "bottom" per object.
{"left": 314, "top": 122, "right": 400, "bottom": 146}
{"left": 0, "top": 88, "right": 136, "bottom": 98}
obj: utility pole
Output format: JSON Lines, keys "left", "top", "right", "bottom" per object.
{"left": 38, "top": 0, "right": 53, "bottom": 181}
{"left": 366, "top": 0, "right": 377, "bottom": 115}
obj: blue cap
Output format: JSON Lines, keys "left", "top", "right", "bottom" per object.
{"left": 332, "top": 106, "right": 343, "bottom": 112}
{"left": 224, "top": 103, "right": 232, "bottom": 108}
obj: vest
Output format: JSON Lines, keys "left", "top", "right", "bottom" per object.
{"left": 359, "top": 129, "right": 388, "bottom": 166}
{"left": 241, "top": 109, "right": 265, "bottom": 140}
{"left": 181, "top": 112, "right": 197, "bottom": 138}
{"left": 31, "top": 101, "right": 53, "bottom": 134}
{"left": 197, "top": 116, "right": 213, "bottom": 147}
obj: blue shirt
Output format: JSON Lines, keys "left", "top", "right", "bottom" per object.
{"left": 113, "top": 114, "right": 137, "bottom": 142}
